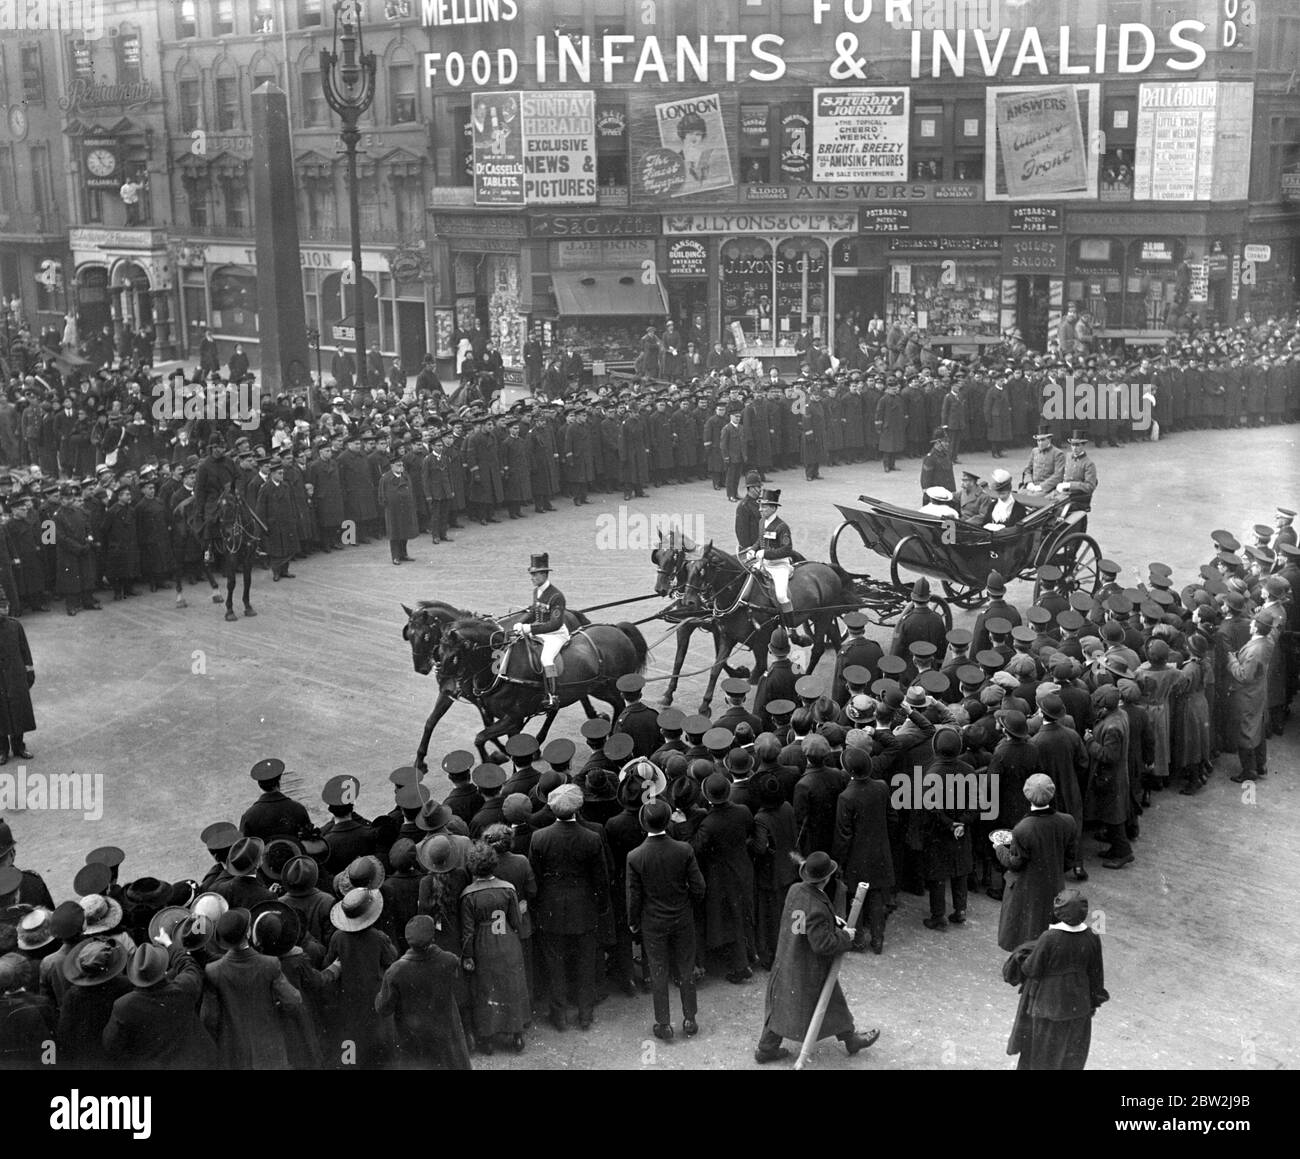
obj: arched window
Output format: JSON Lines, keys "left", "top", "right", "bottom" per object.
{"left": 388, "top": 48, "right": 417, "bottom": 125}
{"left": 213, "top": 60, "right": 240, "bottom": 133}
{"left": 210, "top": 265, "right": 259, "bottom": 337}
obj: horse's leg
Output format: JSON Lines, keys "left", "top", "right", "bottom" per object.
{"left": 415, "top": 688, "right": 456, "bottom": 772}
{"left": 203, "top": 557, "right": 221, "bottom": 602}
{"left": 535, "top": 708, "right": 560, "bottom": 744}
{"left": 242, "top": 559, "right": 253, "bottom": 611}
{"left": 659, "top": 622, "right": 695, "bottom": 707}
{"left": 699, "top": 635, "right": 736, "bottom": 716}
{"left": 579, "top": 696, "right": 599, "bottom": 719}
{"left": 474, "top": 711, "right": 520, "bottom": 762}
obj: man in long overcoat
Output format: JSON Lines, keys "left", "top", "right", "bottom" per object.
{"left": 1227, "top": 616, "right": 1277, "bottom": 782}
{"left": 377, "top": 458, "right": 419, "bottom": 565}
{"left": 0, "top": 593, "right": 35, "bottom": 762}
{"left": 306, "top": 444, "right": 345, "bottom": 549}
{"left": 832, "top": 747, "right": 893, "bottom": 952}
{"left": 1085, "top": 684, "right": 1132, "bottom": 867}
{"left": 753, "top": 851, "right": 879, "bottom": 1064}
{"left": 995, "top": 774, "right": 1077, "bottom": 951}
{"left": 54, "top": 487, "right": 99, "bottom": 615}
{"left": 337, "top": 435, "right": 377, "bottom": 542}
{"left": 254, "top": 461, "right": 301, "bottom": 580}
{"left": 690, "top": 774, "right": 757, "bottom": 982}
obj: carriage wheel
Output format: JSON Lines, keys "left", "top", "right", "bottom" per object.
{"left": 1036, "top": 533, "right": 1103, "bottom": 600}
{"left": 941, "top": 581, "right": 986, "bottom": 610}
{"left": 889, "top": 534, "right": 935, "bottom": 593}
{"left": 830, "top": 520, "right": 868, "bottom": 576}
{"left": 931, "top": 594, "right": 953, "bottom": 632}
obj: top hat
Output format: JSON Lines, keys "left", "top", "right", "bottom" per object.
{"left": 759, "top": 488, "right": 781, "bottom": 506}
{"left": 528, "top": 553, "right": 550, "bottom": 572}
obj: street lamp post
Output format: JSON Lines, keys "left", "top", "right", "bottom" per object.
{"left": 321, "top": 1, "right": 377, "bottom": 392}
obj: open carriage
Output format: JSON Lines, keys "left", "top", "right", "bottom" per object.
{"left": 830, "top": 491, "right": 1103, "bottom": 610}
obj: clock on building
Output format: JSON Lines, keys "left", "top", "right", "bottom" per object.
{"left": 7, "top": 105, "right": 27, "bottom": 142}
{"left": 86, "top": 148, "right": 118, "bottom": 177}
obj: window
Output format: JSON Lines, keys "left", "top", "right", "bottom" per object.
{"left": 358, "top": 171, "right": 381, "bottom": 234}
{"left": 221, "top": 176, "right": 249, "bottom": 230}
{"left": 184, "top": 175, "right": 210, "bottom": 228}
{"left": 21, "top": 44, "right": 43, "bottom": 104}
{"left": 299, "top": 0, "right": 323, "bottom": 29}
{"left": 178, "top": 0, "right": 198, "bottom": 38}
{"left": 392, "top": 175, "right": 423, "bottom": 237}
{"left": 302, "top": 178, "right": 335, "bottom": 237}
{"left": 389, "top": 61, "right": 416, "bottom": 124}
{"left": 29, "top": 144, "right": 47, "bottom": 222}
{"left": 446, "top": 105, "right": 474, "bottom": 186}
{"left": 216, "top": 0, "right": 235, "bottom": 35}
{"left": 595, "top": 101, "right": 628, "bottom": 191}
{"left": 179, "top": 77, "right": 202, "bottom": 134}
{"left": 117, "top": 30, "right": 143, "bottom": 84}
{"left": 0, "top": 147, "right": 14, "bottom": 213}
{"left": 739, "top": 104, "right": 771, "bottom": 184}
{"left": 252, "top": 61, "right": 277, "bottom": 92}
{"left": 251, "top": 0, "right": 275, "bottom": 33}
{"left": 302, "top": 71, "right": 326, "bottom": 126}
{"left": 216, "top": 76, "right": 239, "bottom": 131}
{"left": 70, "top": 39, "right": 94, "bottom": 80}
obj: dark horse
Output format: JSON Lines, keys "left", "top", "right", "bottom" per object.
{"left": 206, "top": 486, "right": 263, "bottom": 622}
{"left": 681, "top": 543, "right": 848, "bottom": 709}
{"left": 436, "top": 615, "right": 648, "bottom": 757}
{"left": 650, "top": 529, "right": 748, "bottom": 712}
{"left": 402, "top": 600, "right": 591, "bottom": 770}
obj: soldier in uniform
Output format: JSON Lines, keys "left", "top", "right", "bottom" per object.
{"left": 54, "top": 484, "right": 101, "bottom": 616}
{"left": 321, "top": 774, "right": 376, "bottom": 873}
{"left": 832, "top": 612, "right": 884, "bottom": 704}
{"left": 889, "top": 578, "right": 948, "bottom": 658}
{"left": 1055, "top": 429, "right": 1099, "bottom": 521}
{"left": 512, "top": 552, "right": 569, "bottom": 708}
{"left": 1022, "top": 426, "right": 1066, "bottom": 493}
{"left": 734, "top": 471, "right": 762, "bottom": 552}
{"left": 440, "top": 751, "right": 482, "bottom": 826}
{"left": 612, "top": 674, "right": 662, "bottom": 759}
{"left": 239, "top": 758, "right": 311, "bottom": 841}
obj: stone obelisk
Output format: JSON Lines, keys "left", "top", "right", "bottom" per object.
{"left": 250, "top": 82, "right": 310, "bottom": 398}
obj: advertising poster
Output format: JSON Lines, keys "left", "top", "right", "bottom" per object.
{"left": 812, "top": 88, "right": 909, "bottom": 183}
{"left": 779, "top": 103, "right": 812, "bottom": 181}
{"left": 471, "top": 91, "right": 525, "bottom": 206}
{"left": 991, "top": 85, "right": 1088, "bottom": 198}
{"left": 1211, "top": 82, "right": 1254, "bottom": 202}
{"left": 985, "top": 84, "right": 1099, "bottom": 201}
{"left": 1131, "top": 82, "right": 1252, "bottom": 202}
{"left": 519, "top": 89, "right": 597, "bottom": 206}
{"left": 635, "top": 93, "right": 735, "bottom": 199}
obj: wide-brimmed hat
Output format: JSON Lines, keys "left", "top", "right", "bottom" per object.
{"left": 79, "top": 893, "right": 123, "bottom": 936}
{"left": 331, "top": 887, "right": 383, "bottom": 933}
{"left": 191, "top": 892, "right": 229, "bottom": 923}
{"left": 261, "top": 837, "right": 303, "bottom": 883}
{"left": 148, "top": 905, "right": 192, "bottom": 947}
{"left": 799, "top": 851, "right": 838, "bottom": 885}
{"left": 126, "top": 944, "right": 170, "bottom": 988}
{"left": 64, "top": 937, "right": 129, "bottom": 987}
{"left": 175, "top": 914, "right": 217, "bottom": 956}
{"left": 414, "top": 801, "right": 454, "bottom": 833}
{"left": 416, "top": 835, "right": 455, "bottom": 873}
{"left": 250, "top": 900, "right": 302, "bottom": 956}
{"left": 16, "top": 907, "right": 54, "bottom": 951}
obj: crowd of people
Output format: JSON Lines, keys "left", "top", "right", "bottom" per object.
{"left": 0, "top": 500, "right": 1293, "bottom": 1068}
{"left": 0, "top": 312, "right": 1297, "bottom": 619}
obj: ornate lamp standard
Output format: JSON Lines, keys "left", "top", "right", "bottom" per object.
{"left": 320, "top": 1, "right": 377, "bottom": 389}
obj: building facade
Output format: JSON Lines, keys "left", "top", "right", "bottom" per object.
{"left": 2, "top": 0, "right": 1297, "bottom": 375}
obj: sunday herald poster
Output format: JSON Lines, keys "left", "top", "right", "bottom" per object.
{"left": 812, "top": 88, "right": 910, "bottom": 183}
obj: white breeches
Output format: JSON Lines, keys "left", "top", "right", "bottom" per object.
{"left": 758, "top": 558, "right": 793, "bottom": 604}
{"left": 537, "top": 626, "right": 570, "bottom": 667}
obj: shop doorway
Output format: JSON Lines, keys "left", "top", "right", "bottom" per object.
{"left": 668, "top": 280, "right": 707, "bottom": 345}
{"left": 397, "top": 300, "right": 427, "bottom": 366}
{"left": 833, "top": 272, "right": 886, "bottom": 329}
{"left": 77, "top": 266, "right": 112, "bottom": 337}
{"left": 1014, "top": 275, "right": 1051, "bottom": 351}
{"left": 114, "top": 261, "right": 153, "bottom": 331}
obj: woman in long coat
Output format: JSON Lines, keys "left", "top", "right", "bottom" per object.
{"left": 690, "top": 778, "right": 757, "bottom": 979}
{"left": 1136, "top": 640, "right": 1191, "bottom": 789}
{"left": 1175, "top": 637, "right": 1213, "bottom": 791}
{"left": 1006, "top": 888, "right": 1106, "bottom": 1070}
{"left": 459, "top": 842, "right": 528, "bottom": 1053}
{"left": 377, "top": 462, "right": 419, "bottom": 563}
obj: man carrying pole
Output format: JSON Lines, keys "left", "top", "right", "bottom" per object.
{"left": 753, "top": 851, "right": 880, "bottom": 1065}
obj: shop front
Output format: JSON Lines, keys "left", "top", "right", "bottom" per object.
{"left": 527, "top": 212, "right": 665, "bottom": 370}
{"left": 69, "top": 226, "right": 174, "bottom": 358}
{"left": 176, "top": 241, "right": 423, "bottom": 370}
{"left": 662, "top": 209, "right": 858, "bottom": 364}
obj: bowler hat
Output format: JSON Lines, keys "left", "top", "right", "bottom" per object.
{"left": 799, "top": 851, "right": 838, "bottom": 885}
{"left": 215, "top": 908, "right": 252, "bottom": 950}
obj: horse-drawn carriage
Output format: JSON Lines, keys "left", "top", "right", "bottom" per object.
{"left": 830, "top": 491, "right": 1103, "bottom": 610}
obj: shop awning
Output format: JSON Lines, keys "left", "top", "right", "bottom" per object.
{"left": 550, "top": 270, "right": 667, "bottom": 317}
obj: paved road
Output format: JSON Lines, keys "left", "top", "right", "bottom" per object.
{"left": 8, "top": 423, "right": 1299, "bottom": 1069}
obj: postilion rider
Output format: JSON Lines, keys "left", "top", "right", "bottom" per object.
{"left": 742, "top": 488, "right": 810, "bottom": 646}
{"left": 512, "top": 552, "right": 568, "bottom": 707}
